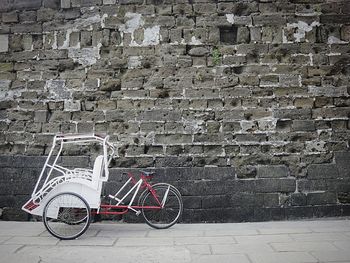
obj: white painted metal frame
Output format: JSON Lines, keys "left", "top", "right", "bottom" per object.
{"left": 30, "top": 133, "right": 115, "bottom": 205}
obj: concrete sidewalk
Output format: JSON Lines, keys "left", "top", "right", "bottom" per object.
{"left": 0, "top": 219, "right": 350, "bottom": 263}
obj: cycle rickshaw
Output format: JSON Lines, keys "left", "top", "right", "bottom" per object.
{"left": 22, "top": 133, "right": 183, "bottom": 240}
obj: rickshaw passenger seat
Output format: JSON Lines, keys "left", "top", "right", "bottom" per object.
{"left": 92, "top": 155, "right": 105, "bottom": 185}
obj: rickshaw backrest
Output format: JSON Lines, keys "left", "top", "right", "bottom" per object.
{"left": 92, "top": 155, "right": 108, "bottom": 183}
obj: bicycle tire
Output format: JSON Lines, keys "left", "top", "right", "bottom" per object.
{"left": 139, "top": 184, "right": 183, "bottom": 229}
{"left": 43, "top": 192, "right": 91, "bottom": 240}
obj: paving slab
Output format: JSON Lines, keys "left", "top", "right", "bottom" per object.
{"left": 211, "top": 243, "right": 275, "bottom": 254}
{"left": 270, "top": 241, "right": 339, "bottom": 252}
{"left": 235, "top": 234, "right": 294, "bottom": 244}
{"left": 97, "top": 229, "right": 147, "bottom": 237}
{"left": 185, "top": 244, "right": 211, "bottom": 255}
{"left": 0, "top": 244, "right": 23, "bottom": 254}
{"left": 174, "top": 236, "right": 236, "bottom": 245}
{"left": 4, "top": 236, "right": 59, "bottom": 245}
{"left": 258, "top": 227, "right": 313, "bottom": 235}
{"left": 58, "top": 236, "right": 117, "bottom": 246}
{"left": 116, "top": 237, "right": 174, "bottom": 246}
{"left": 290, "top": 233, "right": 350, "bottom": 242}
{"left": 15, "top": 245, "right": 192, "bottom": 263}
{"left": 333, "top": 241, "right": 350, "bottom": 250}
{"left": 310, "top": 227, "right": 350, "bottom": 233}
{"left": 0, "top": 219, "right": 349, "bottom": 263}
{"left": 311, "top": 250, "right": 350, "bottom": 262}
{"left": 204, "top": 229, "right": 259, "bottom": 236}
{"left": 191, "top": 254, "right": 250, "bottom": 263}
{"left": 0, "top": 236, "right": 12, "bottom": 243}
{"left": 0, "top": 222, "right": 44, "bottom": 237}
{"left": 248, "top": 252, "right": 318, "bottom": 263}
{"left": 147, "top": 229, "right": 204, "bottom": 237}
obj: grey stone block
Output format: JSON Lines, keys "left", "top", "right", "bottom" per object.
{"left": 188, "top": 47, "right": 209, "bottom": 57}
{"left": 307, "top": 192, "right": 337, "bottom": 205}
{"left": 292, "top": 120, "right": 316, "bottom": 131}
{"left": 1, "top": 207, "right": 28, "bottom": 221}
{"left": 291, "top": 193, "right": 307, "bottom": 206}
{"left": 274, "top": 109, "right": 312, "bottom": 120}
{"left": 61, "top": 0, "right": 70, "bottom": 8}
{"left": 12, "top": 156, "right": 46, "bottom": 168}
{"left": 0, "top": 35, "right": 9, "bottom": 53}
{"left": 256, "top": 179, "right": 296, "bottom": 193}
{"left": 12, "top": 24, "right": 42, "bottom": 34}
{"left": 119, "top": 0, "right": 143, "bottom": 4}
{"left": 335, "top": 151, "right": 350, "bottom": 178}
{"left": 0, "top": 155, "right": 13, "bottom": 167}
{"left": 257, "top": 165, "right": 289, "bottom": 178}
{"left": 307, "top": 163, "right": 339, "bottom": 179}
{"left": 202, "top": 195, "right": 231, "bottom": 209}
{"left": 321, "top": 14, "right": 350, "bottom": 24}
{"left": 253, "top": 15, "right": 286, "bottom": 26}
{"left": 34, "top": 111, "right": 48, "bottom": 123}
{"left": 2, "top": 11, "right": 18, "bottom": 23}
{"left": 183, "top": 196, "right": 201, "bottom": 209}
{"left": 0, "top": 0, "right": 41, "bottom": 12}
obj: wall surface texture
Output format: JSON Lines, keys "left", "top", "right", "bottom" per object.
{"left": 0, "top": 0, "right": 350, "bottom": 222}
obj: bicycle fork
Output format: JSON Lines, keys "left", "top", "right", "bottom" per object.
{"left": 161, "top": 185, "right": 171, "bottom": 208}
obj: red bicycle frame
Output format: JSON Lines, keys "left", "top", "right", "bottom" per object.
{"left": 96, "top": 172, "right": 162, "bottom": 215}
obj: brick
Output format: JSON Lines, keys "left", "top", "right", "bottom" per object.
{"left": 257, "top": 165, "right": 289, "bottom": 178}
{"left": 34, "top": 110, "right": 48, "bottom": 123}
{"left": 19, "top": 11, "right": 37, "bottom": 23}
{"left": 218, "top": 2, "right": 258, "bottom": 16}
{"left": 194, "top": 4, "right": 216, "bottom": 15}
{"left": 188, "top": 47, "right": 209, "bottom": 57}
{"left": 256, "top": 179, "right": 296, "bottom": 193}
{"left": 77, "top": 122, "right": 94, "bottom": 133}
{"left": 307, "top": 192, "right": 337, "bottom": 205}
{"left": 64, "top": 100, "right": 81, "bottom": 111}
{"left": 253, "top": 15, "right": 286, "bottom": 26}
{"left": 274, "top": 109, "right": 312, "bottom": 120}
{"left": 2, "top": 11, "right": 18, "bottom": 23}
{"left": 12, "top": 23, "right": 42, "bottom": 34}
{"left": 137, "top": 110, "right": 181, "bottom": 122}
{"left": 335, "top": 151, "right": 350, "bottom": 178}
{"left": 292, "top": 120, "right": 316, "bottom": 131}
{"left": 307, "top": 163, "right": 339, "bottom": 179}
{"left": 43, "top": 0, "right": 60, "bottom": 9}
{"left": 0, "top": 35, "right": 9, "bottom": 53}
{"left": 320, "top": 15, "right": 350, "bottom": 24}
{"left": 0, "top": 0, "right": 41, "bottom": 12}
{"left": 291, "top": 193, "right": 307, "bottom": 206}
{"left": 61, "top": 0, "right": 71, "bottom": 8}
{"left": 155, "top": 134, "right": 192, "bottom": 145}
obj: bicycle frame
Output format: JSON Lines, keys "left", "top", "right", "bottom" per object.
{"left": 97, "top": 172, "right": 170, "bottom": 216}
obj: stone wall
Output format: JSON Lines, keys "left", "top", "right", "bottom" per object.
{"left": 0, "top": 0, "right": 350, "bottom": 222}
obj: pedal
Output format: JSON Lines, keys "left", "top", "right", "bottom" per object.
{"left": 136, "top": 210, "right": 141, "bottom": 216}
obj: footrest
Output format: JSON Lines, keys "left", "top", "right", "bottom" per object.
{"left": 22, "top": 199, "right": 40, "bottom": 212}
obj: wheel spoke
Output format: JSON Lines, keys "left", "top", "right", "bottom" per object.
{"left": 43, "top": 193, "right": 91, "bottom": 240}
{"left": 140, "top": 184, "right": 183, "bottom": 229}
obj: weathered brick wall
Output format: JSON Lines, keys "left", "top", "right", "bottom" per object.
{"left": 0, "top": 0, "right": 350, "bottom": 221}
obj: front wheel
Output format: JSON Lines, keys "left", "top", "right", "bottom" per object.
{"left": 43, "top": 192, "right": 91, "bottom": 240}
{"left": 139, "top": 184, "right": 183, "bottom": 229}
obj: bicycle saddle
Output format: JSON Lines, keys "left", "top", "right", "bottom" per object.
{"left": 141, "top": 171, "right": 155, "bottom": 177}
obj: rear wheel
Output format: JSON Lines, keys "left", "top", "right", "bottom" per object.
{"left": 139, "top": 184, "right": 183, "bottom": 229}
{"left": 43, "top": 192, "right": 91, "bottom": 240}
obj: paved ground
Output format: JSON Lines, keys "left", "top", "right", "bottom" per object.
{"left": 1, "top": 218, "right": 350, "bottom": 263}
